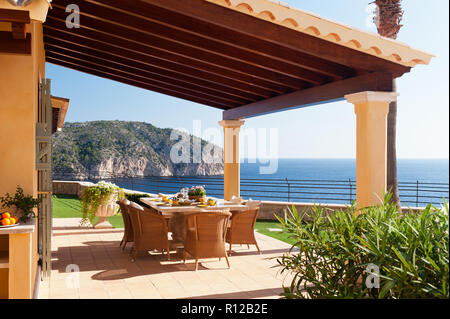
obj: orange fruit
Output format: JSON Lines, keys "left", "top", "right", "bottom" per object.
{"left": 12, "top": 216, "right": 18, "bottom": 223}
{"left": 9, "top": 218, "right": 16, "bottom": 225}
{"left": 2, "top": 212, "right": 10, "bottom": 219}
{"left": 1, "top": 218, "right": 11, "bottom": 226}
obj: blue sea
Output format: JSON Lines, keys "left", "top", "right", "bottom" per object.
{"left": 101, "top": 159, "right": 449, "bottom": 207}
{"left": 241, "top": 158, "right": 449, "bottom": 182}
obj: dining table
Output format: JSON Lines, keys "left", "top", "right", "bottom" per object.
{"left": 140, "top": 196, "right": 249, "bottom": 244}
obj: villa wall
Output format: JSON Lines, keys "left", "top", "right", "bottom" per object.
{"left": 0, "top": 19, "right": 46, "bottom": 299}
{"left": 257, "top": 201, "right": 348, "bottom": 221}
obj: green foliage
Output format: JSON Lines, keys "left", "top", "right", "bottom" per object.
{"left": 0, "top": 186, "right": 42, "bottom": 222}
{"left": 125, "top": 193, "right": 150, "bottom": 203}
{"left": 276, "top": 194, "right": 449, "bottom": 299}
{"left": 80, "top": 181, "right": 124, "bottom": 226}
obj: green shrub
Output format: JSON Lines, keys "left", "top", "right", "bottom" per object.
{"left": 125, "top": 193, "right": 150, "bottom": 203}
{"left": 276, "top": 195, "right": 449, "bottom": 299}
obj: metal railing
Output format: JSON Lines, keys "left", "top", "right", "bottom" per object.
{"left": 52, "top": 170, "right": 449, "bottom": 207}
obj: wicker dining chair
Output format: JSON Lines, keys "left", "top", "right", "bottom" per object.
{"left": 117, "top": 198, "right": 133, "bottom": 251}
{"left": 183, "top": 210, "right": 232, "bottom": 271}
{"left": 226, "top": 207, "right": 261, "bottom": 255}
{"left": 128, "top": 201, "right": 171, "bottom": 261}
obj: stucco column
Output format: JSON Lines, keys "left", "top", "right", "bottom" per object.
{"left": 345, "top": 91, "right": 399, "bottom": 209}
{"left": 219, "top": 119, "right": 245, "bottom": 200}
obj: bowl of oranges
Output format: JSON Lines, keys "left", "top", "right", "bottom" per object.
{"left": 0, "top": 212, "right": 19, "bottom": 228}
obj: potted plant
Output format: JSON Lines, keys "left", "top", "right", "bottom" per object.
{"left": 0, "top": 186, "right": 41, "bottom": 223}
{"left": 81, "top": 181, "right": 124, "bottom": 228}
{"left": 188, "top": 185, "right": 206, "bottom": 201}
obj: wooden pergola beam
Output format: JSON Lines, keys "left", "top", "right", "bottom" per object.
{"left": 222, "top": 72, "right": 394, "bottom": 120}
{"left": 88, "top": 0, "right": 357, "bottom": 80}
{"left": 52, "top": 0, "right": 335, "bottom": 85}
{"left": 142, "top": 0, "right": 410, "bottom": 78}
{"left": 11, "top": 22, "right": 29, "bottom": 40}
{"left": 49, "top": 4, "right": 310, "bottom": 91}
{"left": 45, "top": 48, "right": 245, "bottom": 107}
{"left": 0, "top": 8, "right": 30, "bottom": 23}
{"left": 43, "top": 0, "right": 413, "bottom": 113}
{"left": 0, "top": 8, "right": 30, "bottom": 40}
{"left": 44, "top": 38, "right": 261, "bottom": 103}
{"left": 52, "top": 0, "right": 336, "bottom": 85}
{"left": 45, "top": 57, "right": 232, "bottom": 110}
{"left": 0, "top": 31, "right": 31, "bottom": 55}
{"left": 43, "top": 20, "right": 284, "bottom": 97}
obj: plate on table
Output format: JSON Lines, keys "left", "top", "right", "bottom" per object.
{"left": 0, "top": 223, "right": 20, "bottom": 228}
{"left": 156, "top": 202, "right": 170, "bottom": 206}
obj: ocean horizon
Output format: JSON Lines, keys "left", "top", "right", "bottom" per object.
{"left": 240, "top": 158, "right": 449, "bottom": 183}
{"left": 94, "top": 158, "right": 449, "bottom": 207}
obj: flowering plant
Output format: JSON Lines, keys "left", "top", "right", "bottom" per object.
{"left": 188, "top": 185, "right": 206, "bottom": 197}
{"left": 80, "top": 181, "right": 124, "bottom": 226}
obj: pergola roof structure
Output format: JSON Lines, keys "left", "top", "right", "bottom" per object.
{"left": 43, "top": 0, "right": 433, "bottom": 119}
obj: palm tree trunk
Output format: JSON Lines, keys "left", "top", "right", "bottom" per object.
{"left": 387, "top": 79, "right": 401, "bottom": 210}
{"left": 372, "top": 0, "right": 404, "bottom": 210}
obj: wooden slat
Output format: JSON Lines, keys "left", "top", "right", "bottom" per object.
{"left": 42, "top": 0, "right": 410, "bottom": 114}
{"left": 141, "top": 0, "right": 410, "bottom": 77}
{"left": 46, "top": 49, "right": 244, "bottom": 107}
{"left": 43, "top": 22, "right": 281, "bottom": 98}
{"left": 0, "top": 31, "right": 31, "bottom": 55}
{"left": 45, "top": 45, "right": 251, "bottom": 105}
{"left": 46, "top": 57, "right": 232, "bottom": 110}
{"left": 0, "top": 8, "right": 30, "bottom": 24}
{"left": 89, "top": 0, "right": 357, "bottom": 80}
{"left": 223, "top": 72, "right": 394, "bottom": 119}
{"left": 44, "top": 39, "right": 259, "bottom": 103}
{"left": 11, "top": 22, "right": 28, "bottom": 40}
{"left": 49, "top": 4, "right": 307, "bottom": 91}
{"left": 53, "top": 0, "right": 333, "bottom": 86}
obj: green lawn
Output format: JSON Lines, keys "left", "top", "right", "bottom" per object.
{"left": 52, "top": 194, "right": 296, "bottom": 245}
{"left": 52, "top": 194, "right": 124, "bottom": 228}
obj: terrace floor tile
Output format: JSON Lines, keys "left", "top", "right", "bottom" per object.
{"left": 40, "top": 218, "right": 293, "bottom": 299}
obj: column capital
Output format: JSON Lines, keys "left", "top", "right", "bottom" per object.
{"left": 218, "top": 119, "right": 245, "bottom": 128}
{"left": 345, "top": 91, "right": 399, "bottom": 104}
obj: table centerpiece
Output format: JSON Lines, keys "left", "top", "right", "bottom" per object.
{"left": 188, "top": 185, "right": 206, "bottom": 201}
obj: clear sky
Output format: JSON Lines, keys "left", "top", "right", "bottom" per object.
{"left": 47, "top": 0, "right": 449, "bottom": 159}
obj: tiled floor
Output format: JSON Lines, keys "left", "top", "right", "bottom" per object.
{"left": 39, "top": 218, "right": 294, "bottom": 299}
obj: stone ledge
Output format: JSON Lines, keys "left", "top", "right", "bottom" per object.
{"left": 0, "top": 218, "right": 35, "bottom": 235}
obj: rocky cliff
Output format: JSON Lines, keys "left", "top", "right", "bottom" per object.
{"left": 52, "top": 121, "right": 223, "bottom": 179}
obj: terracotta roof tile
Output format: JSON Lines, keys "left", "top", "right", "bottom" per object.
{"left": 206, "top": 0, "right": 433, "bottom": 67}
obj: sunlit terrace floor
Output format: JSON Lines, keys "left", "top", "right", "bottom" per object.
{"left": 39, "top": 218, "right": 294, "bottom": 299}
